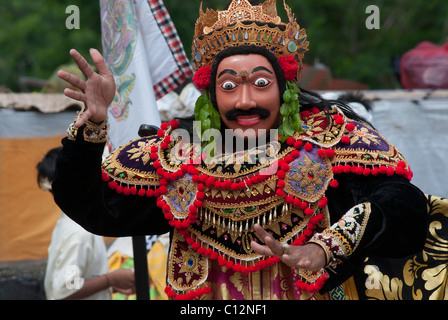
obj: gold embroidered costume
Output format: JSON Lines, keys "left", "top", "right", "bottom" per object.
{"left": 52, "top": 0, "right": 435, "bottom": 301}
{"left": 99, "top": 106, "right": 418, "bottom": 299}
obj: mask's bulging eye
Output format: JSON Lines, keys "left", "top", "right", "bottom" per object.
{"left": 253, "top": 78, "right": 270, "bottom": 87}
{"left": 221, "top": 81, "right": 237, "bottom": 90}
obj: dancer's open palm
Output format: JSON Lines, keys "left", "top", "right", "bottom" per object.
{"left": 58, "top": 48, "right": 115, "bottom": 127}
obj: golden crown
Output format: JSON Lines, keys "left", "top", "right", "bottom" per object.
{"left": 192, "top": 0, "right": 308, "bottom": 74}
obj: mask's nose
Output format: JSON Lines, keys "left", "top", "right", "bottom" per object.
{"left": 235, "top": 84, "right": 257, "bottom": 110}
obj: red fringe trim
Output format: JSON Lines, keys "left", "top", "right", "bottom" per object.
{"left": 101, "top": 119, "right": 413, "bottom": 297}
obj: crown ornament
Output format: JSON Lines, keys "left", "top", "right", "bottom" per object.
{"left": 192, "top": 0, "right": 309, "bottom": 77}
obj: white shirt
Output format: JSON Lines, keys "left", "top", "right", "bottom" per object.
{"left": 44, "top": 213, "right": 111, "bottom": 300}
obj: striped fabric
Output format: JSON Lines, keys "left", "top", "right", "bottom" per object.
{"left": 147, "top": 0, "right": 194, "bottom": 99}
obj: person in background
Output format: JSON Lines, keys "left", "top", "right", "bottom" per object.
{"left": 38, "top": 147, "right": 136, "bottom": 300}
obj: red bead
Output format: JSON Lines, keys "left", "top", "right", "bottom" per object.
{"left": 164, "top": 135, "right": 172, "bottom": 144}
{"left": 277, "top": 179, "right": 286, "bottom": 188}
{"left": 294, "top": 140, "right": 303, "bottom": 149}
{"left": 276, "top": 189, "right": 285, "bottom": 197}
{"left": 196, "top": 192, "right": 205, "bottom": 200}
{"left": 300, "top": 201, "right": 308, "bottom": 210}
{"left": 286, "top": 136, "right": 295, "bottom": 145}
{"left": 221, "top": 180, "right": 232, "bottom": 189}
{"left": 108, "top": 181, "right": 118, "bottom": 189}
{"left": 304, "top": 208, "right": 314, "bottom": 216}
{"left": 326, "top": 149, "right": 335, "bottom": 158}
{"left": 333, "top": 114, "right": 344, "bottom": 125}
{"left": 291, "top": 150, "right": 300, "bottom": 158}
{"left": 210, "top": 252, "right": 219, "bottom": 260}
{"left": 293, "top": 198, "right": 302, "bottom": 207}
{"left": 169, "top": 119, "right": 179, "bottom": 129}
{"left": 341, "top": 136, "right": 350, "bottom": 144}
{"left": 101, "top": 172, "right": 110, "bottom": 182}
{"left": 284, "top": 155, "right": 297, "bottom": 165}
{"left": 386, "top": 167, "right": 395, "bottom": 176}
{"left": 159, "top": 186, "right": 167, "bottom": 194}
{"left": 397, "top": 160, "right": 406, "bottom": 168}
{"left": 276, "top": 170, "right": 286, "bottom": 179}
{"left": 343, "top": 164, "right": 351, "bottom": 173}
{"left": 231, "top": 182, "right": 239, "bottom": 191}
{"left": 301, "top": 110, "right": 311, "bottom": 118}
{"left": 193, "top": 200, "right": 203, "bottom": 207}
{"left": 317, "top": 149, "right": 326, "bottom": 158}
{"left": 188, "top": 206, "right": 197, "bottom": 214}
{"left": 346, "top": 122, "right": 355, "bottom": 132}
{"left": 311, "top": 106, "right": 320, "bottom": 114}
{"left": 304, "top": 142, "right": 313, "bottom": 152}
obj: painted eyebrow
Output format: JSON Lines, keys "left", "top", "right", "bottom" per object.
{"left": 250, "top": 66, "right": 273, "bottom": 74}
{"left": 218, "top": 69, "right": 238, "bottom": 78}
{"left": 217, "top": 66, "right": 273, "bottom": 79}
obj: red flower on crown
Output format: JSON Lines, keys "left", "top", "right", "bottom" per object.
{"left": 278, "top": 55, "right": 299, "bottom": 81}
{"left": 193, "top": 66, "right": 212, "bottom": 90}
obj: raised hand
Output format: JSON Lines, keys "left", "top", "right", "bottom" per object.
{"left": 250, "top": 224, "right": 326, "bottom": 271}
{"left": 58, "top": 48, "right": 116, "bottom": 127}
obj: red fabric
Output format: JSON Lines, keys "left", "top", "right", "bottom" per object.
{"left": 400, "top": 41, "right": 448, "bottom": 89}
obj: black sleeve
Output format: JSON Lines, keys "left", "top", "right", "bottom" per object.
{"left": 52, "top": 134, "right": 171, "bottom": 237}
{"left": 320, "top": 174, "right": 428, "bottom": 292}
{"left": 327, "top": 173, "right": 428, "bottom": 259}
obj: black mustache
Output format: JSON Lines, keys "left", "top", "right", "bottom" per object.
{"left": 225, "top": 106, "right": 271, "bottom": 121}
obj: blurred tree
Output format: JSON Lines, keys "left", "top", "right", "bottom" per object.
{"left": 286, "top": 0, "right": 448, "bottom": 88}
{"left": 167, "top": 0, "right": 448, "bottom": 89}
{"left": 0, "top": 0, "right": 100, "bottom": 92}
{"left": 1, "top": 0, "right": 447, "bottom": 91}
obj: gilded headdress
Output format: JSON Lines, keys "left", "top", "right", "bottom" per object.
{"left": 192, "top": 0, "right": 309, "bottom": 76}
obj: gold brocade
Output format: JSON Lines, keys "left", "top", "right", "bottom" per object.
{"left": 200, "top": 259, "right": 329, "bottom": 300}
{"left": 363, "top": 195, "right": 448, "bottom": 300}
{"left": 99, "top": 106, "right": 431, "bottom": 300}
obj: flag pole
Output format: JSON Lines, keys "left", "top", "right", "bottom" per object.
{"left": 132, "top": 236, "right": 150, "bottom": 300}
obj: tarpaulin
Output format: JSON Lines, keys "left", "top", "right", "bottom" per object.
{"left": 0, "top": 107, "right": 75, "bottom": 261}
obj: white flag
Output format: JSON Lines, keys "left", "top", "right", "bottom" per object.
{"left": 100, "top": 0, "right": 194, "bottom": 150}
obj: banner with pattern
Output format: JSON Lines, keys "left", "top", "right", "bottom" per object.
{"left": 100, "top": 0, "right": 194, "bottom": 150}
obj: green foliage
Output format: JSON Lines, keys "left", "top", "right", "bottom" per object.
{"left": 278, "top": 81, "right": 303, "bottom": 141}
{"left": 193, "top": 90, "right": 221, "bottom": 139}
{"left": 166, "top": 0, "right": 448, "bottom": 89}
{"left": 0, "top": 0, "right": 101, "bottom": 92}
{"left": 2, "top": 0, "right": 447, "bottom": 91}
{"left": 285, "top": 0, "right": 448, "bottom": 88}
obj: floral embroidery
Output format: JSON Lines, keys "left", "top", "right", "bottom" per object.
{"left": 127, "top": 140, "right": 155, "bottom": 165}
{"left": 309, "top": 202, "right": 371, "bottom": 264}
{"left": 289, "top": 155, "right": 328, "bottom": 195}
{"left": 349, "top": 126, "right": 381, "bottom": 146}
